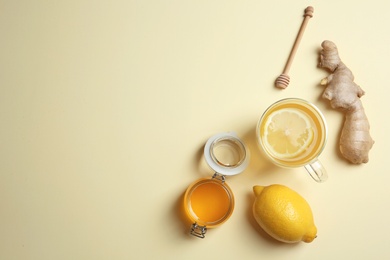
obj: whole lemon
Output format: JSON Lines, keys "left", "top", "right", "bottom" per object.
{"left": 252, "top": 184, "right": 317, "bottom": 243}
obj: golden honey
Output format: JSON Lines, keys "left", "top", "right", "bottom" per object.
{"left": 184, "top": 178, "right": 234, "bottom": 228}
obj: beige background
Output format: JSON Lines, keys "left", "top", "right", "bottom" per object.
{"left": 1, "top": 0, "right": 389, "bottom": 259}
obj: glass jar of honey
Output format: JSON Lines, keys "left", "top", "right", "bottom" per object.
{"left": 183, "top": 132, "right": 249, "bottom": 238}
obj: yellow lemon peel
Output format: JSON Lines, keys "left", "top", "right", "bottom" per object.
{"left": 253, "top": 184, "right": 317, "bottom": 243}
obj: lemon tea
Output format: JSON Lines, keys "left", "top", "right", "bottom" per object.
{"left": 256, "top": 98, "right": 328, "bottom": 182}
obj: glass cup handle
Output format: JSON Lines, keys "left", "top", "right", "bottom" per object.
{"left": 304, "top": 159, "right": 328, "bottom": 183}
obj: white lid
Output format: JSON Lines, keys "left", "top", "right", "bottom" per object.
{"left": 203, "top": 132, "right": 250, "bottom": 176}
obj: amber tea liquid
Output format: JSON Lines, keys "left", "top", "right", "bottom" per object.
{"left": 257, "top": 99, "right": 327, "bottom": 167}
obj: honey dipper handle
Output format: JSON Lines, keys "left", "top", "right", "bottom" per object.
{"left": 282, "top": 6, "right": 314, "bottom": 75}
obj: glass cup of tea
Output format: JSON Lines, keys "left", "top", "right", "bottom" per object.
{"left": 256, "top": 98, "right": 328, "bottom": 182}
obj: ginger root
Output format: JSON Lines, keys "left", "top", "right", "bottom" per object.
{"left": 319, "top": 40, "right": 374, "bottom": 164}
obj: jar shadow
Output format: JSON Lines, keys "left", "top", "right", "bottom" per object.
{"left": 173, "top": 191, "right": 198, "bottom": 240}
{"left": 194, "top": 143, "right": 215, "bottom": 178}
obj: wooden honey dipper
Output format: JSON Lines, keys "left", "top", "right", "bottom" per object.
{"left": 275, "top": 6, "right": 314, "bottom": 89}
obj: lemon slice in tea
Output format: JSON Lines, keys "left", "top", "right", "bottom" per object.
{"left": 263, "top": 108, "right": 313, "bottom": 159}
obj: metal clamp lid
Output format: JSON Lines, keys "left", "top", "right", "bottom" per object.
{"left": 190, "top": 223, "right": 207, "bottom": 238}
